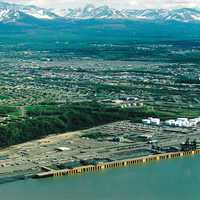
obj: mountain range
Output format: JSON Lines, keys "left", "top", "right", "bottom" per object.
{"left": 1, "top": 2, "right": 200, "bottom": 23}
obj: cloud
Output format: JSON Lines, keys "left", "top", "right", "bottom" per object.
{"left": 2, "top": 0, "right": 200, "bottom": 9}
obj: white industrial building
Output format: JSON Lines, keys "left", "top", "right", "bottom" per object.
{"left": 142, "top": 117, "right": 160, "bottom": 126}
{"left": 143, "top": 117, "right": 200, "bottom": 128}
{"left": 55, "top": 147, "right": 71, "bottom": 151}
{"left": 165, "top": 117, "right": 200, "bottom": 128}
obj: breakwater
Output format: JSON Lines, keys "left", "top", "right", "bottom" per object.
{"left": 35, "top": 149, "right": 200, "bottom": 179}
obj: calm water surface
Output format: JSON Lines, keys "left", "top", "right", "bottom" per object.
{"left": 1, "top": 156, "right": 200, "bottom": 200}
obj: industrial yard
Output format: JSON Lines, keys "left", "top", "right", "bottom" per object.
{"left": 1, "top": 119, "right": 200, "bottom": 179}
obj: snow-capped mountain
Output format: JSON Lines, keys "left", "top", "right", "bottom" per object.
{"left": 54, "top": 4, "right": 127, "bottom": 19}
{"left": 123, "top": 8, "right": 200, "bottom": 22}
{"left": 57, "top": 5, "right": 200, "bottom": 23}
{"left": 1, "top": 2, "right": 200, "bottom": 23}
{"left": 0, "top": 2, "right": 58, "bottom": 22}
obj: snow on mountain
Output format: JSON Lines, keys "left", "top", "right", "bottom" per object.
{"left": 55, "top": 4, "right": 200, "bottom": 23}
{"left": 1, "top": 2, "right": 200, "bottom": 23}
{"left": 55, "top": 4, "right": 127, "bottom": 19}
{"left": 21, "top": 8, "right": 57, "bottom": 20}
{"left": 0, "top": 9, "right": 20, "bottom": 22}
{"left": 59, "top": 5, "right": 200, "bottom": 22}
{"left": 0, "top": 2, "right": 58, "bottom": 22}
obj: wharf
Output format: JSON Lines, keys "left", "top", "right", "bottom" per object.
{"left": 35, "top": 150, "right": 200, "bottom": 179}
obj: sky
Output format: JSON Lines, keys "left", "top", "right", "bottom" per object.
{"left": 2, "top": 0, "right": 200, "bottom": 9}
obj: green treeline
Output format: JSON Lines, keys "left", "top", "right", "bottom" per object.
{"left": 0, "top": 102, "right": 155, "bottom": 147}
{"left": 0, "top": 106, "right": 17, "bottom": 116}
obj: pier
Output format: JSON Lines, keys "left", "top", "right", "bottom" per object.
{"left": 35, "top": 149, "right": 200, "bottom": 179}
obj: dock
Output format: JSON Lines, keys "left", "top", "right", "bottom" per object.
{"left": 35, "top": 149, "right": 200, "bottom": 179}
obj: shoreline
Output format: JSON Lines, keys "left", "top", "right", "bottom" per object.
{"left": 35, "top": 149, "right": 200, "bottom": 179}
{"left": 1, "top": 121, "right": 200, "bottom": 182}
{"left": 1, "top": 149, "right": 199, "bottom": 183}
{"left": 0, "top": 170, "right": 35, "bottom": 185}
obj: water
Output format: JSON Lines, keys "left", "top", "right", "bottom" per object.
{"left": 1, "top": 156, "right": 200, "bottom": 200}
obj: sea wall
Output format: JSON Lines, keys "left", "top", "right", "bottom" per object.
{"left": 35, "top": 149, "right": 200, "bottom": 179}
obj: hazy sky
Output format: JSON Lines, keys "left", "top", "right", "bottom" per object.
{"left": 2, "top": 0, "right": 200, "bottom": 9}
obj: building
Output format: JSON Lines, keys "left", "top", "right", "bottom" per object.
{"left": 165, "top": 117, "right": 200, "bottom": 128}
{"left": 139, "top": 134, "right": 153, "bottom": 140}
{"left": 142, "top": 117, "right": 160, "bottom": 126}
{"left": 55, "top": 147, "right": 71, "bottom": 152}
{"left": 142, "top": 119, "right": 151, "bottom": 125}
{"left": 165, "top": 120, "right": 176, "bottom": 126}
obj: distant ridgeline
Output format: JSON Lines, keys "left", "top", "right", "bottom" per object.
{"left": 1, "top": 3, "right": 200, "bottom": 41}
{"left": 1, "top": 20, "right": 200, "bottom": 42}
